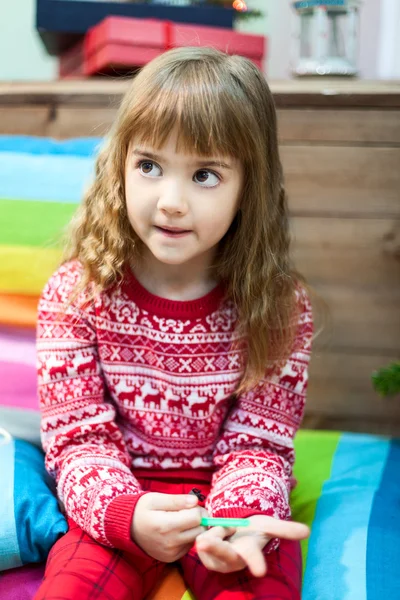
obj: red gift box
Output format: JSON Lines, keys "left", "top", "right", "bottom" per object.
{"left": 85, "top": 16, "right": 169, "bottom": 76}
{"left": 59, "top": 16, "right": 266, "bottom": 78}
{"left": 169, "top": 22, "right": 266, "bottom": 69}
{"left": 60, "top": 16, "right": 169, "bottom": 78}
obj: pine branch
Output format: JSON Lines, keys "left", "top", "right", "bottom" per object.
{"left": 234, "top": 10, "right": 263, "bottom": 21}
{"left": 372, "top": 363, "right": 400, "bottom": 397}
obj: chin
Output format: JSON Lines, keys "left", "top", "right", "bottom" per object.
{"left": 150, "top": 250, "right": 191, "bottom": 266}
{"left": 157, "top": 256, "right": 189, "bottom": 266}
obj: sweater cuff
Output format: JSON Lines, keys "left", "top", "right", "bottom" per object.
{"left": 104, "top": 492, "right": 152, "bottom": 557}
{"left": 211, "top": 506, "right": 266, "bottom": 519}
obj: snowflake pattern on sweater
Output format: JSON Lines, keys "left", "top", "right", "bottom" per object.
{"left": 37, "top": 261, "right": 313, "bottom": 552}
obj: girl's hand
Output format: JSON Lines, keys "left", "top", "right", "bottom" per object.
{"left": 195, "top": 515, "right": 310, "bottom": 577}
{"left": 131, "top": 493, "right": 208, "bottom": 562}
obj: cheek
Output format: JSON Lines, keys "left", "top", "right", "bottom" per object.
{"left": 201, "top": 189, "right": 239, "bottom": 229}
{"left": 197, "top": 204, "right": 237, "bottom": 243}
{"left": 125, "top": 175, "right": 151, "bottom": 223}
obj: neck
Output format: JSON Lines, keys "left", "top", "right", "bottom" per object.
{"left": 131, "top": 255, "right": 218, "bottom": 302}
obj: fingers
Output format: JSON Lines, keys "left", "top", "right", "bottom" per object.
{"left": 177, "top": 506, "right": 211, "bottom": 542}
{"left": 197, "top": 536, "right": 240, "bottom": 564}
{"left": 231, "top": 538, "right": 268, "bottom": 578}
{"left": 196, "top": 526, "right": 239, "bottom": 565}
{"left": 196, "top": 525, "right": 273, "bottom": 578}
{"left": 146, "top": 492, "right": 198, "bottom": 511}
{"left": 197, "top": 525, "right": 237, "bottom": 543}
{"left": 197, "top": 537, "right": 246, "bottom": 575}
{"left": 258, "top": 519, "right": 310, "bottom": 541}
{"left": 139, "top": 493, "right": 204, "bottom": 536}
{"left": 178, "top": 524, "right": 207, "bottom": 544}
{"left": 167, "top": 506, "right": 207, "bottom": 530}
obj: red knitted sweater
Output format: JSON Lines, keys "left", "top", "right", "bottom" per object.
{"left": 37, "top": 260, "right": 313, "bottom": 554}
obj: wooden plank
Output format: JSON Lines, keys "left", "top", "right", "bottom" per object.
{"left": 309, "top": 284, "right": 400, "bottom": 353}
{"left": 271, "top": 79, "right": 400, "bottom": 95}
{"left": 291, "top": 217, "right": 400, "bottom": 287}
{"left": 0, "top": 79, "right": 399, "bottom": 109}
{"left": 3, "top": 105, "right": 399, "bottom": 145}
{"left": 282, "top": 146, "right": 400, "bottom": 216}
{"left": 0, "top": 106, "right": 51, "bottom": 136}
{"left": 307, "top": 351, "right": 400, "bottom": 419}
{"left": 46, "top": 107, "right": 116, "bottom": 138}
{"left": 272, "top": 79, "right": 400, "bottom": 109}
{"left": 1, "top": 104, "right": 399, "bottom": 152}
{"left": 275, "top": 92, "right": 400, "bottom": 109}
{"left": 278, "top": 109, "right": 400, "bottom": 145}
{"left": 302, "top": 415, "right": 400, "bottom": 437}
{"left": 0, "top": 80, "right": 128, "bottom": 107}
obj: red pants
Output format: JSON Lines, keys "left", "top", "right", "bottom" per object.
{"left": 34, "top": 476, "right": 302, "bottom": 600}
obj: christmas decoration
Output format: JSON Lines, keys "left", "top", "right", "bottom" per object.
{"left": 233, "top": 0, "right": 248, "bottom": 11}
{"left": 201, "top": 0, "right": 262, "bottom": 21}
{"left": 291, "top": 0, "right": 361, "bottom": 76}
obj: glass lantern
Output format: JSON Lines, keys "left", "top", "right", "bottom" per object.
{"left": 291, "top": 0, "right": 361, "bottom": 76}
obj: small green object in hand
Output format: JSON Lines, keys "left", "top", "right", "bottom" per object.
{"left": 201, "top": 517, "right": 250, "bottom": 528}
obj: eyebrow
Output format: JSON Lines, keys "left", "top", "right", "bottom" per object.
{"left": 132, "top": 148, "right": 233, "bottom": 170}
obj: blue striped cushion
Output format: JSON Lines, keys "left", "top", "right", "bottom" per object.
{"left": 0, "top": 433, "right": 67, "bottom": 571}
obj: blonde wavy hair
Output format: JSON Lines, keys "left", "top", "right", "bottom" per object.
{"left": 64, "top": 46, "right": 313, "bottom": 394}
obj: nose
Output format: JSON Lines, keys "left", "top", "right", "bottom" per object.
{"left": 157, "top": 178, "right": 188, "bottom": 215}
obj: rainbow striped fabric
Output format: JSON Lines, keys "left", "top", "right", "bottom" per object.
{"left": 0, "top": 136, "right": 399, "bottom": 599}
{"left": 0, "top": 429, "right": 399, "bottom": 599}
{"left": 0, "top": 135, "right": 100, "bottom": 327}
{"left": 292, "top": 431, "right": 400, "bottom": 599}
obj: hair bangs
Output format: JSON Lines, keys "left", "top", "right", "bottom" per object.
{"left": 126, "top": 60, "right": 255, "bottom": 163}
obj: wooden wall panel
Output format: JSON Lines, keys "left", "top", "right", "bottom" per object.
{"left": 307, "top": 351, "right": 400, "bottom": 419}
{"left": 0, "top": 106, "right": 51, "bottom": 136}
{"left": 291, "top": 217, "right": 400, "bottom": 288}
{"left": 309, "top": 284, "right": 400, "bottom": 353}
{"left": 282, "top": 146, "right": 400, "bottom": 216}
{"left": 0, "top": 103, "right": 117, "bottom": 139}
{"left": 278, "top": 109, "right": 400, "bottom": 144}
{"left": 46, "top": 107, "right": 116, "bottom": 139}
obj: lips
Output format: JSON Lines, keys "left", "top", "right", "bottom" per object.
{"left": 155, "top": 226, "right": 191, "bottom": 233}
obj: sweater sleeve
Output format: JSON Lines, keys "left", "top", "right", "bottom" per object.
{"left": 37, "top": 261, "right": 149, "bottom": 553}
{"left": 206, "top": 285, "right": 313, "bottom": 552}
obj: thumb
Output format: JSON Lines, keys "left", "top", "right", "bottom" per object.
{"left": 146, "top": 492, "right": 199, "bottom": 512}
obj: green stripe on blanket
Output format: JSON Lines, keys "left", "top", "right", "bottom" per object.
{"left": 0, "top": 199, "right": 76, "bottom": 247}
{"left": 292, "top": 430, "right": 341, "bottom": 573}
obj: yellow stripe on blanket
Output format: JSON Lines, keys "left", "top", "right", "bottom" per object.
{"left": 0, "top": 245, "right": 62, "bottom": 294}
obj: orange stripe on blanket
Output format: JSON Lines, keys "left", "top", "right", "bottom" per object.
{"left": 0, "top": 293, "right": 39, "bottom": 328}
{"left": 147, "top": 565, "right": 191, "bottom": 600}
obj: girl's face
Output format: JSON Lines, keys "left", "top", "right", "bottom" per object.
{"left": 125, "top": 129, "right": 243, "bottom": 278}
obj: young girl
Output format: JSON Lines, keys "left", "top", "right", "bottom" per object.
{"left": 35, "top": 46, "right": 313, "bottom": 600}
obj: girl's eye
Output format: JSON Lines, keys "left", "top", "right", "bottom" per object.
{"left": 194, "top": 169, "right": 220, "bottom": 187}
{"left": 138, "top": 160, "right": 162, "bottom": 177}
